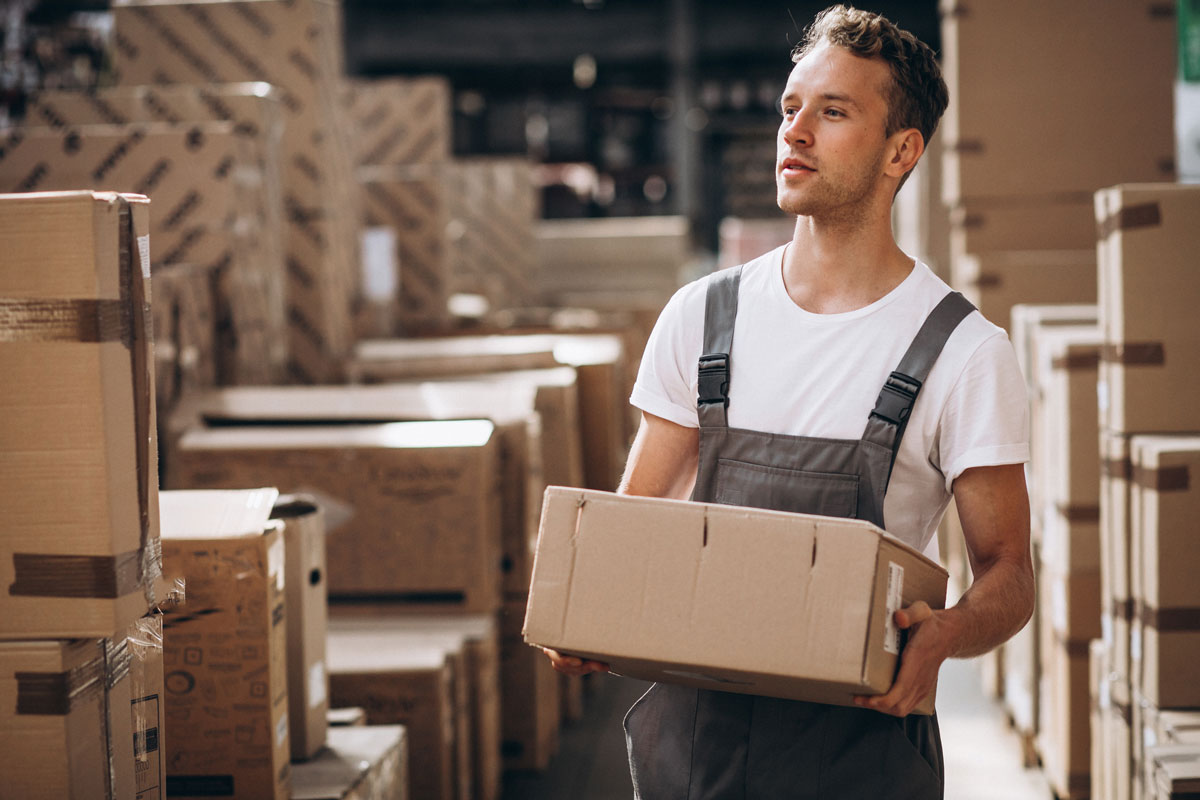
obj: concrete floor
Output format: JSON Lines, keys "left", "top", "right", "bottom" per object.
{"left": 502, "top": 657, "right": 1056, "bottom": 800}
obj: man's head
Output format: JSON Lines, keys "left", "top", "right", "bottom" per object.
{"left": 792, "top": 5, "right": 948, "bottom": 165}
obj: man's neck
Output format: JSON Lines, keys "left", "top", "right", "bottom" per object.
{"left": 783, "top": 210, "right": 914, "bottom": 315}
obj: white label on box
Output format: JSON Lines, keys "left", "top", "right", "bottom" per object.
{"left": 1103, "top": 614, "right": 1113, "bottom": 647}
{"left": 1052, "top": 580, "right": 1068, "bottom": 635}
{"left": 137, "top": 235, "right": 151, "bottom": 279}
{"left": 1097, "top": 379, "right": 1109, "bottom": 412}
{"left": 277, "top": 712, "right": 289, "bottom": 749}
{"left": 884, "top": 562, "right": 904, "bottom": 655}
{"left": 1100, "top": 674, "right": 1112, "bottom": 711}
{"left": 360, "top": 226, "right": 398, "bottom": 301}
{"left": 308, "top": 660, "right": 326, "bottom": 708}
{"left": 1131, "top": 624, "right": 1142, "bottom": 663}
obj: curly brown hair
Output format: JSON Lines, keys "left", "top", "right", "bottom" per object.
{"left": 792, "top": 5, "right": 949, "bottom": 150}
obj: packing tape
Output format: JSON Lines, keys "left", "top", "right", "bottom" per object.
{"left": 1055, "top": 503, "right": 1101, "bottom": 523}
{"left": 1133, "top": 464, "right": 1191, "bottom": 492}
{"left": 1101, "top": 342, "right": 1165, "bottom": 366}
{"left": 1138, "top": 601, "right": 1200, "bottom": 632}
{"left": 1051, "top": 350, "right": 1101, "bottom": 371}
{"left": 0, "top": 298, "right": 131, "bottom": 344}
{"left": 973, "top": 273, "right": 1002, "bottom": 289}
{"left": 15, "top": 642, "right": 106, "bottom": 715}
{"left": 947, "top": 139, "right": 984, "bottom": 155}
{"left": 10, "top": 547, "right": 148, "bottom": 599}
{"left": 1098, "top": 202, "right": 1162, "bottom": 239}
{"left": 1102, "top": 455, "right": 1134, "bottom": 481}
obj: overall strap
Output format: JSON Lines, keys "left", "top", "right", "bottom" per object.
{"left": 865, "top": 290, "right": 977, "bottom": 482}
{"left": 696, "top": 266, "right": 743, "bottom": 428}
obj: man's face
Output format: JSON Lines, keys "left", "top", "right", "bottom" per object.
{"left": 776, "top": 42, "right": 895, "bottom": 219}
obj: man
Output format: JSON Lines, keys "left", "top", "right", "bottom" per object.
{"left": 546, "top": 6, "right": 1034, "bottom": 798}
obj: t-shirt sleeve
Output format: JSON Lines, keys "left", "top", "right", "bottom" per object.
{"left": 629, "top": 282, "right": 702, "bottom": 428}
{"left": 936, "top": 330, "right": 1031, "bottom": 491}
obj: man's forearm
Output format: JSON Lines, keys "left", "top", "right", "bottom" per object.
{"left": 937, "top": 554, "right": 1035, "bottom": 660}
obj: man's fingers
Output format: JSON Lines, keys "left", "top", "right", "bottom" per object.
{"left": 895, "top": 600, "right": 933, "bottom": 629}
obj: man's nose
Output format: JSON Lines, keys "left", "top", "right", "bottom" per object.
{"left": 782, "top": 110, "right": 812, "bottom": 146}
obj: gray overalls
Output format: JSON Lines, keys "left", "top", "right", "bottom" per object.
{"left": 624, "top": 265, "right": 976, "bottom": 800}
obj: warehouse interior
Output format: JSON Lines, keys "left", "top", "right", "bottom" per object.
{"left": 1, "top": 0, "right": 1199, "bottom": 798}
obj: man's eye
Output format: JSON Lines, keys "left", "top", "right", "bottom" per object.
{"left": 825, "top": 108, "right": 845, "bottom": 118}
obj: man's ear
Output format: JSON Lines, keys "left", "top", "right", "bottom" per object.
{"left": 886, "top": 129, "right": 925, "bottom": 178}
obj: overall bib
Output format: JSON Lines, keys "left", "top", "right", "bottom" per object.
{"left": 624, "top": 265, "right": 976, "bottom": 800}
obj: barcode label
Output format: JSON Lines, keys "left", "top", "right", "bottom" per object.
{"left": 884, "top": 562, "right": 904, "bottom": 655}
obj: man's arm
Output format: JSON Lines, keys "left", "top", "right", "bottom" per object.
{"left": 858, "top": 462, "right": 1035, "bottom": 716}
{"left": 544, "top": 412, "right": 700, "bottom": 676}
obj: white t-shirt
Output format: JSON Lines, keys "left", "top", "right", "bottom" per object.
{"left": 630, "top": 245, "right": 1030, "bottom": 553}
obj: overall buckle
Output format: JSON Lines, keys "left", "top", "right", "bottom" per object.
{"left": 697, "top": 353, "right": 730, "bottom": 407}
{"left": 870, "top": 371, "right": 921, "bottom": 426}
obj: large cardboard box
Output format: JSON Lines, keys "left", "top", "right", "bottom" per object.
{"left": 951, "top": 249, "right": 1097, "bottom": 333}
{"left": 0, "top": 191, "right": 161, "bottom": 639}
{"left": 948, "top": 196, "right": 1099, "bottom": 258}
{"left": 940, "top": 0, "right": 1175, "bottom": 204}
{"left": 111, "top": 0, "right": 358, "bottom": 383}
{"left": 169, "top": 421, "right": 503, "bottom": 610}
{"left": 343, "top": 76, "right": 452, "bottom": 167}
{"left": 272, "top": 495, "right": 329, "bottom": 762}
{"left": 1008, "top": 304, "right": 1098, "bottom": 391}
{"left": 22, "top": 84, "right": 290, "bottom": 383}
{"left": 1091, "top": 639, "right": 1112, "bottom": 800}
{"left": 129, "top": 614, "right": 167, "bottom": 800}
{"left": 172, "top": 383, "right": 543, "bottom": 598}
{"left": 327, "top": 610, "right": 501, "bottom": 800}
{"left": 1102, "top": 431, "right": 1135, "bottom": 689}
{"left": 1130, "top": 436, "right": 1200, "bottom": 709}
{"left": 1039, "top": 635, "right": 1092, "bottom": 800}
{"left": 150, "top": 262, "right": 218, "bottom": 430}
{"left": 501, "top": 596, "right": 560, "bottom": 771}
{"left": 0, "top": 632, "right": 147, "bottom": 800}
{"left": 1151, "top": 744, "right": 1200, "bottom": 799}
{"left": 290, "top": 725, "right": 409, "bottom": 800}
{"left": 327, "top": 628, "right": 456, "bottom": 800}
{"left": 1095, "top": 184, "right": 1200, "bottom": 434}
{"left": 892, "top": 129, "right": 950, "bottom": 280}
{"left": 525, "top": 488, "right": 950, "bottom": 713}
{"left": 159, "top": 488, "right": 291, "bottom": 800}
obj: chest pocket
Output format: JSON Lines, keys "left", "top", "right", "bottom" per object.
{"left": 713, "top": 458, "right": 859, "bottom": 519}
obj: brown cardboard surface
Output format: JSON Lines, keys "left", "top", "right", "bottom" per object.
{"left": 0, "top": 636, "right": 138, "bottom": 800}
{"left": 1095, "top": 184, "right": 1200, "bottom": 434}
{"left": 150, "top": 262, "right": 218, "bottom": 439}
{"left": 1131, "top": 435, "right": 1200, "bottom": 708}
{"left": 1101, "top": 431, "right": 1135, "bottom": 686}
{"left": 1009, "top": 304, "right": 1098, "bottom": 393}
{"left": 326, "top": 624, "right": 455, "bottom": 800}
{"left": 290, "top": 724, "right": 408, "bottom": 800}
{"left": 940, "top": 0, "right": 1175, "bottom": 204}
{"left": 272, "top": 495, "right": 329, "bottom": 761}
{"left": 1151, "top": 744, "right": 1200, "bottom": 798}
{"left": 1002, "top": 601, "right": 1038, "bottom": 735}
{"left": 169, "top": 421, "right": 503, "bottom": 611}
{"left": 129, "top": 614, "right": 166, "bottom": 800}
{"left": 111, "top": 0, "right": 359, "bottom": 383}
{"left": 325, "top": 609, "right": 501, "bottom": 800}
{"left": 158, "top": 488, "right": 290, "bottom": 800}
{"left": 173, "top": 382, "right": 544, "bottom": 598}
{"left": 501, "top": 596, "right": 560, "bottom": 771}
{"left": 1040, "top": 564, "right": 1102, "bottom": 644}
{"left": 343, "top": 76, "right": 452, "bottom": 167}
{"left": 950, "top": 249, "right": 1097, "bottom": 333}
{"left": 0, "top": 191, "right": 161, "bottom": 639}
{"left": 949, "top": 196, "right": 1099, "bottom": 257}
{"left": 1090, "top": 639, "right": 1110, "bottom": 800}
{"left": 1038, "top": 635, "right": 1092, "bottom": 800}
{"left": 525, "top": 488, "right": 949, "bottom": 713}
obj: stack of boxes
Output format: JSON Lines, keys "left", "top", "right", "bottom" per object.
{"left": 0, "top": 191, "right": 167, "bottom": 799}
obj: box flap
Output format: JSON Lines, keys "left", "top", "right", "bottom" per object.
{"left": 159, "top": 488, "right": 280, "bottom": 539}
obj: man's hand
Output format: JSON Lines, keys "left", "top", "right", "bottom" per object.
{"left": 853, "top": 600, "right": 953, "bottom": 717}
{"left": 543, "top": 648, "right": 610, "bottom": 676}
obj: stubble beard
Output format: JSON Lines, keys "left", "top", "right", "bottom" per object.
{"left": 776, "top": 146, "right": 888, "bottom": 224}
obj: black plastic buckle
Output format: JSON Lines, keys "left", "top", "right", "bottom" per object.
{"left": 870, "top": 371, "right": 922, "bottom": 426}
{"left": 697, "top": 352, "right": 730, "bottom": 407}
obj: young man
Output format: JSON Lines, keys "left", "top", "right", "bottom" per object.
{"left": 547, "top": 6, "right": 1034, "bottom": 797}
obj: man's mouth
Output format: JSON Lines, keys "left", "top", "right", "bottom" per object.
{"left": 780, "top": 158, "right": 816, "bottom": 175}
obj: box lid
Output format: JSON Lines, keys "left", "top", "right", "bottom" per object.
{"left": 159, "top": 488, "right": 279, "bottom": 539}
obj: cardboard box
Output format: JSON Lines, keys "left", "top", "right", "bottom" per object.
{"left": 0, "top": 191, "right": 161, "bottom": 639}
{"left": 129, "top": 614, "right": 166, "bottom": 800}
{"left": 1102, "top": 431, "right": 1135, "bottom": 687}
{"left": 327, "top": 707, "right": 366, "bottom": 728}
{"left": 111, "top": 0, "right": 359, "bottom": 383}
{"left": 1151, "top": 744, "right": 1200, "bottom": 799}
{"left": 940, "top": 0, "right": 1175, "bottom": 204}
{"left": 948, "top": 196, "right": 1099, "bottom": 258}
{"left": 173, "top": 383, "right": 543, "bottom": 599}
{"left": 1091, "top": 639, "right": 1111, "bottom": 800}
{"left": 351, "top": 334, "right": 627, "bottom": 492}
{"left": 343, "top": 76, "right": 452, "bottom": 167}
{"left": 326, "top": 627, "right": 456, "bottom": 800}
{"left": 524, "top": 488, "right": 950, "bottom": 713}
{"left": 1130, "top": 436, "right": 1200, "bottom": 708}
{"left": 23, "top": 84, "right": 290, "bottom": 383}
{"left": 272, "top": 495, "right": 329, "bottom": 761}
{"left": 168, "top": 420, "right": 503, "bottom": 610}
{"left": 326, "top": 609, "right": 501, "bottom": 800}
{"left": 159, "top": 488, "right": 291, "bottom": 800}
{"left": 1095, "top": 184, "right": 1200, "bottom": 434}
{"left": 1002, "top": 598, "right": 1038, "bottom": 736}
{"left": 290, "top": 725, "right": 409, "bottom": 800}
{"left": 1038, "top": 634, "right": 1092, "bottom": 800}
{"left": 951, "top": 249, "right": 1097, "bottom": 333}
{"left": 150, "top": 262, "right": 218, "bottom": 430}
{"left": 1008, "top": 304, "right": 1098, "bottom": 392}
{"left": 501, "top": 597, "right": 560, "bottom": 771}
{"left": 892, "top": 129, "right": 950, "bottom": 280}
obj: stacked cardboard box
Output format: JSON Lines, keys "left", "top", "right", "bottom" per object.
{"left": 290, "top": 724, "right": 409, "bottom": 800}
{"left": 111, "top": 0, "right": 360, "bottom": 382}
{"left": 1092, "top": 183, "right": 1200, "bottom": 800}
{"left": 343, "top": 77, "right": 452, "bottom": 169}
{"left": 23, "top": 84, "right": 290, "bottom": 386}
{"left": 158, "top": 488, "right": 292, "bottom": 799}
